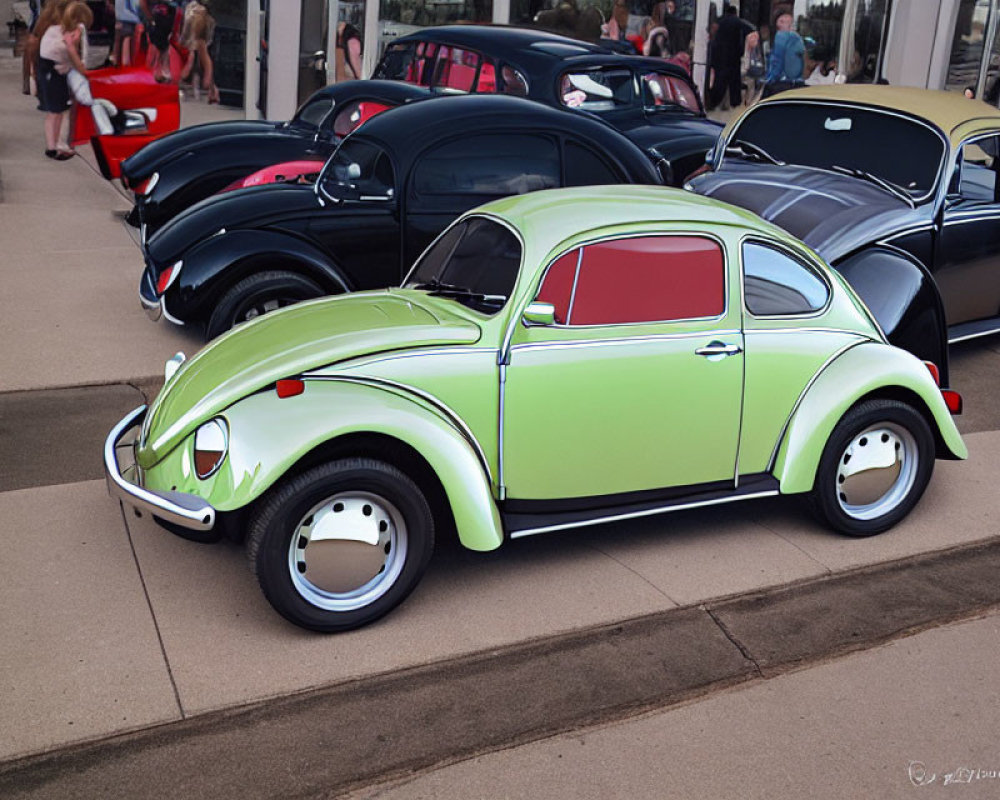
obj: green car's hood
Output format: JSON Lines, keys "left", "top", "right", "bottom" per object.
{"left": 140, "top": 291, "right": 482, "bottom": 466}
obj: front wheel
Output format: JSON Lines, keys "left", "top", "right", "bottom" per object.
{"left": 808, "top": 399, "right": 935, "bottom": 536}
{"left": 206, "top": 270, "right": 325, "bottom": 339}
{"left": 247, "top": 459, "right": 435, "bottom": 632}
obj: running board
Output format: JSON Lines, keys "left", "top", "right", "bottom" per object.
{"left": 504, "top": 475, "right": 780, "bottom": 539}
{"left": 949, "top": 318, "right": 1000, "bottom": 344}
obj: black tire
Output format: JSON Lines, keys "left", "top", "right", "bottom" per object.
{"left": 247, "top": 458, "right": 435, "bottom": 632}
{"left": 206, "top": 270, "right": 325, "bottom": 339}
{"left": 808, "top": 399, "right": 935, "bottom": 536}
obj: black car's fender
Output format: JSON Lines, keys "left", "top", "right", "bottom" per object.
{"left": 833, "top": 245, "right": 951, "bottom": 386}
{"left": 165, "top": 229, "right": 352, "bottom": 321}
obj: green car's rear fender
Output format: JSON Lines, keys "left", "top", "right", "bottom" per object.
{"left": 774, "top": 342, "right": 967, "bottom": 494}
{"left": 143, "top": 380, "right": 504, "bottom": 552}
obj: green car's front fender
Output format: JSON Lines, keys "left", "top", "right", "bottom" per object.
{"left": 143, "top": 380, "right": 504, "bottom": 552}
{"left": 774, "top": 342, "right": 967, "bottom": 494}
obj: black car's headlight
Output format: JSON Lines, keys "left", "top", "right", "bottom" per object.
{"left": 193, "top": 418, "right": 228, "bottom": 479}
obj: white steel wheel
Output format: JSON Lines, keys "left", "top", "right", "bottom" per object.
{"left": 835, "top": 423, "right": 919, "bottom": 522}
{"left": 288, "top": 491, "right": 408, "bottom": 612}
{"left": 809, "top": 399, "right": 935, "bottom": 537}
{"left": 248, "top": 458, "right": 435, "bottom": 632}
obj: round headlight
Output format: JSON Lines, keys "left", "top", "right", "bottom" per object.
{"left": 193, "top": 418, "right": 228, "bottom": 479}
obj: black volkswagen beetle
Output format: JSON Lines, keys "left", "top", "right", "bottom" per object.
{"left": 140, "top": 94, "right": 661, "bottom": 338}
{"left": 373, "top": 25, "right": 723, "bottom": 185}
{"left": 688, "top": 85, "right": 1000, "bottom": 387}
{"left": 121, "top": 80, "right": 433, "bottom": 234}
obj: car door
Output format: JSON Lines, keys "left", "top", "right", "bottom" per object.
{"left": 403, "top": 132, "right": 561, "bottom": 268}
{"left": 502, "top": 234, "right": 743, "bottom": 501}
{"left": 936, "top": 133, "right": 1000, "bottom": 326}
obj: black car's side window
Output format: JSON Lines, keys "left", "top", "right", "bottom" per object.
{"left": 957, "top": 135, "right": 1000, "bottom": 204}
{"left": 563, "top": 140, "right": 624, "bottom": 186}
{"left": 742, "top": 242, "right": 829, "bottom": 316}
{"left": 411, "top": 134, "right": 560, "bottom": 201}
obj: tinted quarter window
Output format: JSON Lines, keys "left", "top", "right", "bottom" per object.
{"left": 564, "top": 141, "right": 623, "bottom": 186}
{"left": 405, "top": 217, "right": 521, "bottom": 314}
{"left": 568, "top": 236, "right": 725, "bottom": 325}
{"left": 742, "top": 242, "right": 828, "bottom": 316}
{"left": 730, "top": 104, "right": 945, "bottom": 198}
{"left": 376, "top": 42, "right": 416, "bottom": 81}
{"left": 292, "top": 95, "right": 335, "bottom": 129}
{"left": 640, "top": 72, "right": 700, "bottom": 112}
{"left": 319, "top": 139, "right": 395, "bottom": 201}
{"left": 412, "top": 134, "right": 559, "bottom": 197}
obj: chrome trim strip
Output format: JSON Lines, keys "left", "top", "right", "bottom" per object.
{"left": 942, "top": 211, "right": 1000, "bottom": 226}
{"left": 509, "top": 330, "right": 742, "bottom": 354}
{"left": 509, "top": 490, "right": 779, "bottom": 538}
{"left": 299, "top": 375, "right": 493, "bottom": 483}
{"left": 326, "top": 347, "right": 497, "bottom": 371}
{"left": 766, "top": 340, "right": 867, "bottom": 472}
{"left": 876, "top": 223, "right": 935, "bottom": 244}
{"left": 498, "top": 363, "right": 506, "bottom": 501}
{"left": 104, "top": 406, "right": 216, "bottom": 531}
{"left": 743, "top": 326, "right": 870, "bottom": 338}
{"left": 566, "top": 246, "right": 583, "bottom": 324}
{"left": 161, "top": 298, "right": 185, "bottom": 327}
{"left": 949, "top": 325, "right": 1000, "bottom": 344}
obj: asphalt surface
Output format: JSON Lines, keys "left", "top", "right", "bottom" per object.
{"left": 3, "top": 538, "right": 1000, "bottom": 799}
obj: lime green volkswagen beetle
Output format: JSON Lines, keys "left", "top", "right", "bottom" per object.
{"left": 105, "top": 186, "right": 966, "bottom": 632}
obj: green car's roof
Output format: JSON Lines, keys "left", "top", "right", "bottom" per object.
{"left": 476, "top": 185, "right": 800, "bottom": 257}
{"left": 735, "top": 85, "right": 1000, "bottom": 148}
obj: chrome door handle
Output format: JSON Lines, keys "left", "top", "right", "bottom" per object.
{"left": 695, "top": 341, "right": 743, "bottom": 359}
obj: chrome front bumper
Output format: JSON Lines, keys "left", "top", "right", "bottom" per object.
{"left": 104, "top": 405, "right": 216, "bottom": 531}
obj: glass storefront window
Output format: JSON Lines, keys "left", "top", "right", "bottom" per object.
{"left": 377, "top": 0, "right": 492, "bottom": 59}
{"left": 946, "top": 0, "right": 994, "bottom": 93}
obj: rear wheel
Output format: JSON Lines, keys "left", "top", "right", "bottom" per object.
{"left": 206, "top": 270, "right": 325, "bottom": 338}
{"left": 808, "top": 399, "right": 935, "bottom": 536}
{"left": 247, "top": 458, "right": 435, "bottom": 632}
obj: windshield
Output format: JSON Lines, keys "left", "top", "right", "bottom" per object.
{"left": 290, "top": 95, "right": 335, "bottom": 130}
{"left": 727, "top": 103, "right": 946, "bottom": 200}
{"left": 318, "top": 139, "right": 395, "bottom": 202}
{"left": 404, "top": 217, "right": 521, "bottom": 314}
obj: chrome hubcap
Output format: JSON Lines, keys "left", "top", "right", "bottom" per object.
{"left": 836, "top": 423, "right": 918, "bottom": 521}
{"left": 288, "top": 491, "right": 407, "bottom": 611}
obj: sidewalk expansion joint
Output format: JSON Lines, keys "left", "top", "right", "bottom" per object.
{"left": 2, "top": 535, "right": 1000, "bottom": 799}
{"left": 118, "top": 501, "right": 186, "bottom": 720}
{"left": 705, "top": 606, "right": 762, "bottom": 676}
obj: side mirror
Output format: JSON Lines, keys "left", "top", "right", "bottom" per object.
{"left": 522, "top": 301, "right": 556, "bottom": 326}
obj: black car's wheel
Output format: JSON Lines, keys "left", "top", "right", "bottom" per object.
{"left": 247, "top": 459, "right": 435, "bottom": 632}
{"left": 206, "top": 270, "right": 325, "bottom": 338}
{"left": 808, "top": 399, "right": 934, "bottom": 536}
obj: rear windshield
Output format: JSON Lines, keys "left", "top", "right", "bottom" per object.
{"left": 728, "top": 103, "right": 946, "bottom": 199}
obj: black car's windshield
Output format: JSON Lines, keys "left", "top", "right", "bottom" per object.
{"left": 290, "top": 94, "right": 335, "bottom": 130}
{"left": 727, "top": 103, "right": 946, "bottom": 200}
{"left": 318, "top": 139, "right": 395, "bottom": 201}
{"left": 405, "top": 217, "right": 521, "bottom": 314}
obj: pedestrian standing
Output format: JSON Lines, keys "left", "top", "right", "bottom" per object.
{"left": 335, "top": 21, "right": 363, "bottom": 82}
{"left": 38, "top": 0, "right": 92, "bottom": 159}
{"left": 741, "top": 29, "right": 766, "bottom": 104}
{"left": 112, "top": 0, "right": 142, "bottom": 66}
{"left": 179, "top": 0, "right": 219, "bottom": 101}
{"left": 140, "top": 0, "right": 177, "bottom": 82}
{"left": 707, "top": 3, "right": 753, "bottom": 111}
{"left": 762, "top": 10, "right": 805, "bottom": 98}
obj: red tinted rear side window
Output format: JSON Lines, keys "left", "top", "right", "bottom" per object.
{"left": 536, "top": 249, "right": 579, "bottom": 324}
{"left": 569, "top": 236, "right": 724, "bottom": 325}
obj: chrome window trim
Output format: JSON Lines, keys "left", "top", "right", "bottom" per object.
{"left": 721, "top": 99, "right": 950, "bottom": 206}
{"left": 508, "top": 329, "right": 742, "bottom": 355}
{"left": 509, "top": 490, "right": 779, "bottom": 538}
{"left": 322, "top": 346, "right": 498, "bottom": 372}
{"left": 300, "top": 375, "right": 493, "bottom": 484}
{"left": 876, "top": 223, "right": 936, "bottom": 244}
{"left": 948, "top": 131, "right": 1000, "bottom": 209}
{"left": 738, "top": 235, "right": 833, "bottom": 320}
{"left": 765, "top": 339, "right": 867, "bottom": 473}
